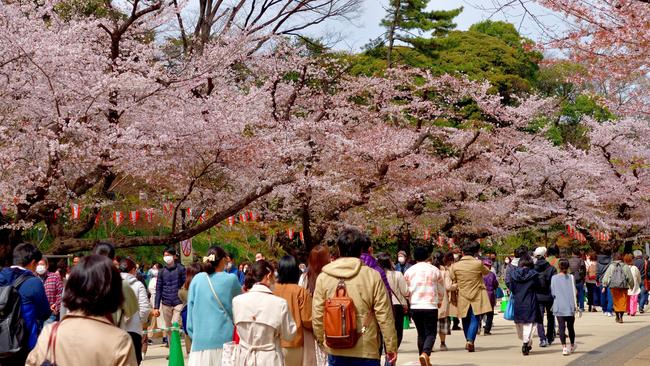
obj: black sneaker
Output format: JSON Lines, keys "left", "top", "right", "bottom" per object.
{"left": 522, "top": 344, "right": 529, "bottom": 356}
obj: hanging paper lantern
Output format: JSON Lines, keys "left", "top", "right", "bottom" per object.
{"left": 129, "top": 210, "right": 139, "bottom": 225}
{"left": 186, "top": 208, "right": 192, "bottom": 219}
{"left": 228, "top": 216, "right": 235, "bottom": 226}
{"left": 113, "top": 211, "right": 123, "bottom": 226}
{"left": 287, "top": 228, "right": 294, "bottom": 240}
{"left": 423, "top": 229, "right": 430, "bottom": 241}
{"left": 145, "top": 209, "right": 154, "bottom": 223}
{"left": 240, "top": 213, "right": 248, "bottom": 223}
{"left": 437, "top": 235, "right": 444, "bottom": 247}
{"left": 199, "top": 211, "right": 207, "bottom": 224}
{"left": 71, "top": 203, "right": 81, "bottom": 220}
{"left": 94, "top": 211, "right": 101, "bottom": 225}
{"left": 299, "top": 231, "right": 304, "bottom": 242}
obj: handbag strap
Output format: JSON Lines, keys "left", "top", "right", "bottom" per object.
{"left": 46, "top": 321, "right": 62, "bottom": 364}
{"left": 206, "top": 274, "right": 234, "bottom": 326}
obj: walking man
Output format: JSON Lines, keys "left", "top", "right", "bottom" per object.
{"left": 152, "top": 247, "right": 186, "bottom": 345}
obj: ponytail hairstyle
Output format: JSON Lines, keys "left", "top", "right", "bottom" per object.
{"left": 244, "top": 259, "right": 274, "bottom": 291}
{"left": 202, "top": 246, "right": 227, "bottom": 274}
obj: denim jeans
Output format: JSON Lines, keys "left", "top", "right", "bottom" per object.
{"left": 599, "top": 285, "right": 613, "bottom": 313}
{"left": 575, "top": 282, "right": 585, "bottom": 310}
{"left": 461, "top": 306, "right": 480, "bottom": 342}
{"left": 639, "top": 283, "right": 648, "bottom": 310}
{"left": 328, "top": 355, "right": 380, "bottom": 366}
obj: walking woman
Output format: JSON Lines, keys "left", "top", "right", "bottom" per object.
{"left": 180, "top": 263, "right": 202, "bottom": 354}
{"left": 119, "top": 257, "right": 151, "bottom": 365}
{"left": 551, "top": 259, "right": 579, "bottom": 356}
{"left": 602, "top": 252, "right": 634, "bottom": 323}
{"left": 481, "top": 259, "right": 499, "bottom": 335}
{"left": 233, "top": 260, "right": 297, "bottom": 366}
{"left": 506, "top": 254, "right": 541, "bottom": 356}
{"left": 26, "top": 255, "right": 138, "bottom": 366}
{"left": 273, "top": 255, "right": 313, "bottom": 366}
{"left": 624, "top": 254, "right": 642, "bottom": 316}
{"left": 377, "top": 252, "right": 410, "bottom": 356}
{"left": 298, "top": 245, "right": 329, "bottom": 366}
{"left": 433, "top": 251, "right": 454, "bottom": 351}
{"left": 585, "top": 252, "right": 599, "bottom": 312}
{"left": 186, "top": 246, "right": 242, "bottom": 366}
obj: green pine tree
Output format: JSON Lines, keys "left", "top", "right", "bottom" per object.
{"left": 381, "top": 0, "right": 462, "bottom": 67}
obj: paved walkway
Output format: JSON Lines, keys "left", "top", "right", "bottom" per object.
{"left": 142, "top": 310, "right": 650, "bottom": 366}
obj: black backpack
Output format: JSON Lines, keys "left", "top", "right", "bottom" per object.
{"left": 0, "top": 274, "right": 29, "bottom": 359}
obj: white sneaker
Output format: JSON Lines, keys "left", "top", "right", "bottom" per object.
{"left": 607, "top": 312, "right": 613, "bottom": 317}
{"left": 570, "top": 344, "right": 577, "bottom": 354}
{"left": 562, "top": 346, "right": 569, "bottom": 356}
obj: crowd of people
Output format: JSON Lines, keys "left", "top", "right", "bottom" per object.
{"left": 0, "top": 230, "right": 647, "bottom": 366}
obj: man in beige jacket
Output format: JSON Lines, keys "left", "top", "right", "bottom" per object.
{"left": 450, "top": 241, "right": 492, "bottom": 352}
{"left": 312, "top": 228, "right": 398, "bottom": 366}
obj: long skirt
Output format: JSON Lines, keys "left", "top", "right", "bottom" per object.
{"left": 611, "top": 288, "right": 628, "bottom": 312}
{"left": 188, "top": 349, "right": 223, "bottom": 366}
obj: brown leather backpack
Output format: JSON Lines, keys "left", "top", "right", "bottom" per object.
{"left": 323, "top": 279, "right": 373, "bottom": 349}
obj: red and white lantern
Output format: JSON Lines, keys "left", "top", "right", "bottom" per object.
{"left": 228, "top": 216, "right": 235, "bottom": 226}
{"left": 287, "top": 228, "right": 294, "bottom": 240}
{"left": 423, "top": 229, "right": 430, "bottom": 241}
{"left": 113, "top": 211, "right": 123, "bottom": 226}
{"left": 71, "top": 203, "right": 81, "bottom": 220}
{"left": 129, "top": 210, "right": 139, "bottom": 225}
{"left": 299, "top": 231, "right": 304, "bottom": 242}
{"left": 145, "top": 209, "right": 154, "bottom": 223}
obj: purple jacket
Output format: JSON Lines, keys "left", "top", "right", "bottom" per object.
{"left": 483, "top": 271, "right": 499, "bottom": 307}
{"left": 360, "top": 253, "right": 392, "bottom": 294}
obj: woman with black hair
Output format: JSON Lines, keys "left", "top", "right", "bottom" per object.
{"left": 506, "top": 254, "right": 542, "bottom": 356}
{"left": 119, "top": 257, "right": 151, "bottom": 365}
{"left": 233, "top": 260, "right": 297, "bottom": 366}
{"left": 26, "top": 255, "right": 138, "bottom": 366}
{"left": 273, "top": 255, "right": 313, "bottom": 366}
{"left": 180, "top": 262, "right": 203, "bottom": 354}
{"left": 186, "top": 246, "right": 242, "bottom": 366}
{"left": 377, "top": 252, "right": 409, "bottom": 352}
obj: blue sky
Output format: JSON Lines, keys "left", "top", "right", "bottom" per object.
{"left": 306, "top": 0, "right": 565, "bottom": 51}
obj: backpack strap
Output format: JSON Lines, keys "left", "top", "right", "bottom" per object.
{"left": 12, "top": 273, "right": 31, "bottom": 290}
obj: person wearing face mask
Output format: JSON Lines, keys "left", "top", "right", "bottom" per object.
{"left": 151, "top": 247, "right": 186, "bottom": 347}
{"left": 233, "top": 260, "right": 297, "bottom": 366}
{"left": 395, "top": 251, "right": 412, "bottom": 275}
{"left": 146, "top": 263, "right": 164, "bottom": 346}
{"left": 36, "top": 257, "right": 64, "bottom": 324}
{"left": 119, "top": 257, "right": 151, "bottom": 365}
{"left": 225, "top": 252, "right": 245, "bottom": 286}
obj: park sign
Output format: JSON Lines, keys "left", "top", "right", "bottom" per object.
{"left": 180, "top": 238, "right": 193, "bottom": 266}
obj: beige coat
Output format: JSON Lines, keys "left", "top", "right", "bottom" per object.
{"left": 273, "top": 283, "right": 313, "bottom": 348}
{"left": 312, "top": 258, "right": 397, "bottom": 360}
{"left": 438, "top": 266, "right": 456, "bottom": 319}
{"left": 386, "top": 270, "right": 409, "bottom": 306}
{"left": 450, "top": 256, "right": 492, "bottom": 317}
{"left": 233, "top": 284, "right": 297, "bottom": 366}
{"left": 26, "top": 312, "right": 137, "bottom": 366}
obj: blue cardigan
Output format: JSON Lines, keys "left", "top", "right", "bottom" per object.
{"left": 187, "top": 272, "right": 242, "bottom": 351}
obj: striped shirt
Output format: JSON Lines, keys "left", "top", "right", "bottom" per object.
{"left": 41, "top": 272, "right": 63, "bottom": 313}
{"left": 404, "top": 262, "right": 445, "bottom": 310}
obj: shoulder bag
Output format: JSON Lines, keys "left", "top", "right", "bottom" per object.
{"left": 206, "top": 274, "right": 238, "bottom": 366}
{"left": 40, "top": 321, "right": 62, "bottom": 366}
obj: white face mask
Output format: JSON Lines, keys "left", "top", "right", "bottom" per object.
{"left": 36, "top": 265, "right": 47, "bottom": 275}
{"left": 453, "top": 254, "right": 460, "bottom": 260}
{"left": 226, "top": 262, "right": 233, "bottom": 270}
{"left": 505, "top": 259, "right": 511, "bottom": 264}
{"left": 151, "top": 269, "right": 159, "bottom": 277}
{"left": 398, "top": 257, "right": 406, "bottom": 264}
{"left": 164, "top": 255, "right": 174, "bottom": 265}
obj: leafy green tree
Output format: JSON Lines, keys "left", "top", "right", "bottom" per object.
{"left": 381, "top": 0, "right": 462, "bottom": 67}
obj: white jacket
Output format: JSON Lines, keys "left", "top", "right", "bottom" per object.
{"left": 121, "top": 273, "right": 151, "bottom": 335}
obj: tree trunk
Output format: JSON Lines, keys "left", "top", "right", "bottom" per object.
{"left": 386, "top": 0, "right": 402, "bottom": 68}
